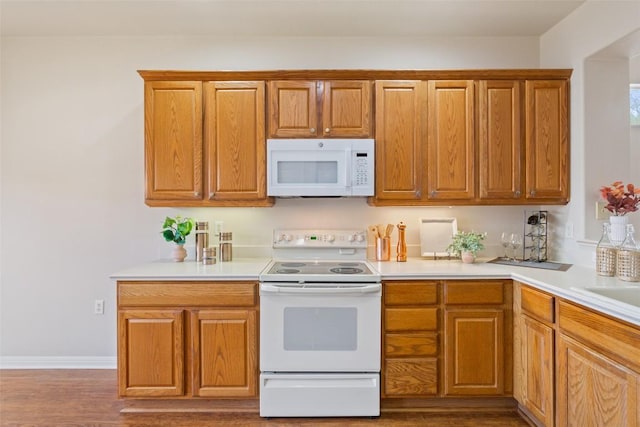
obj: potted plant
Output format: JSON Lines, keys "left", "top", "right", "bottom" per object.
{"left": 600, "top": 181, "right": 640, "bottom": 245}
{"left": 447, "top": 230, "right": 486, "bottom": 264}
{"left": 161, "top": 216, "right": 194, "bottom": 262}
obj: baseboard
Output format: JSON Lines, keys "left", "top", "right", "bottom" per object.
{"left": 0, "top": 356, "right": 117, "bottom": 369}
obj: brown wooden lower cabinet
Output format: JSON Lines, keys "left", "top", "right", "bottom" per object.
{"left": 382, "top": 280, "right": 512, "bottom": 400}
{"left": 117, "top": 281, "right": 258, "bottom": 400}
{"left": 556, "top": 300, "right": 640, "bottom": 427}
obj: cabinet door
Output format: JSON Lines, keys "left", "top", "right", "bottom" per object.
{"left": 191, "top": 309, "right": 257, "bottom": 397}
{"left": 374, "top": 80, "right": 426, "bottom": 201}
{"left": 478, "top": 80, "right": 522, "bottom": 200}
{"left": 144, "top": 81, "right": 203, "bottom": 203}
{"left": 525, "top": 80, "right": 569, "bottom": 202}
{"left": 322, "top": 80, "right": 372, "bottom": 137}
{"left": 118, "top": 309, "right": 184, "bottom": 397}
{"left": 205, "top": 81, "right": 266, "bottom": 201}
{"left": 427, "top": 80, "right": 475, "bottom": 201}
{"left": 268, "top": 80, "right": 318, "bottom": 137}
{"left": 444, "top": 308, "right": 504, "bottom": 395}
{"left": 522, "top": 316, "right": 555, "bottom": 427}
{"left": 557, "top": 334, "right": 638, "bottom": 427}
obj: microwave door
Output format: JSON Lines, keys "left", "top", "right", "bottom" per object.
{"left": 269, "top": 150, "right": 349, "bottom": 196}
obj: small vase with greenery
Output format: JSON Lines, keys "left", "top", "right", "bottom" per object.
{"left": 162, "top": 216, "right": 194, "bottom": 262}
{"left": 447, "top": 230, "right": 486, "bottom": 263}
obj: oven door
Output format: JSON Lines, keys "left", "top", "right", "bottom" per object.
{"left": 259, "top": 282, "right": 381, "bottom": 372}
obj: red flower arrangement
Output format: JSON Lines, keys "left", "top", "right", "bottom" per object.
{"left": 600, "top": 181, "right": 640, "bottom": 216}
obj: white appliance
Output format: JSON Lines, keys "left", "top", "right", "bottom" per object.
{"left": 266, "top": 139, "right": 375, "bottom": 197}
{"left": 259, "top": 229, "right": 381, "bottom": 417}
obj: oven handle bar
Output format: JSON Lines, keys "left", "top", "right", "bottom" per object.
{"left": 260, "top": 283, "right": 381, "bottom": 295}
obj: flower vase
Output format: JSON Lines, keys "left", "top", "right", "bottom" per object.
{"left": 609, "top": 215, "right": 629, "bottom": 247}
{"left": 172, "top": 244, "right": 187, "bottom": 262}
{"left": 461, "top": 251, "right": 475, "bottom": 264}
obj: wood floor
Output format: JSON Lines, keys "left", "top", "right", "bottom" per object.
{"left": 0, "top": 370, "right": 530, "bottom": 426}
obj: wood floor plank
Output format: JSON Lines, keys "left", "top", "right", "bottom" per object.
{"left": 0, "top": 370, "right": 529, "bottom": 426}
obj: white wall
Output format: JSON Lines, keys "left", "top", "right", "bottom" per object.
{"left": 0, "top": 35, "right": 541, "bottom": 365}
{"left": 540, "top": 1, "right": 640, "bottom": 263}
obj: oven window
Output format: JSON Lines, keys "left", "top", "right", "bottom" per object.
{"left": 283, "top": 307, "right": 357, "bottom": 351}
{"left": 277, "top": 161, "right": 338, "bottom": 184}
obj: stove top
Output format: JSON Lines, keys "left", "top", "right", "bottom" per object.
{"left": 262, "top": 229, "right": 380, "bottom": 283}
{"left": 267, "top": 261, "right": 374, "bottom": 275}
{"left": 260, "top": 260, "right": 380, "bottom": 283}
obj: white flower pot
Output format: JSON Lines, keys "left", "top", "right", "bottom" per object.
{"left": 461, "top": 251, "right": 475, "bottom": 264}
{"left": 609, "top": 215, "right": 629, "bottom": 247}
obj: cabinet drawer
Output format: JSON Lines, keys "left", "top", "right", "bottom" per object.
{"left": 118, "top": 281, "right": 257, "bottom": 307}
{"left": 384, "top": 281, "right": 438, "bottom": 306}
{"left": 385, "top": 332, "right": 438, "bottom": 357}
{"left": 444, "top": 281, "right": 504, "bottom": 305}
{"left": 384, "top": 358, "right": 438, "bottom": 396}
{"left": 385, "top": 308, "right": 438, "bottom": 331}
{"left": 521, "top": 285, "right": 555, "bottom": 324}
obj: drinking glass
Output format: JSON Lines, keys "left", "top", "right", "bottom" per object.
{"left": 500, "top": 232, "right": 511, "bottom": 259}
{"left": 510, "top": 233, "right": 522, "bottom": 262}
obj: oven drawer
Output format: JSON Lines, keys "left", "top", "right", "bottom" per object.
{"left": 260, "top": 373, "right": 380, "bottom": 417}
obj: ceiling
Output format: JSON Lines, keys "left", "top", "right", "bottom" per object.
{"left": 0, "top": 0, "right": 586, "bottom": 37}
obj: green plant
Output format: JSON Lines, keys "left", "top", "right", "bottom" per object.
{"left": 161, "top": 216, "right": 194, "bottom": 245}
{"left": 447, "top": 230, "right": 486, "bottom": 256}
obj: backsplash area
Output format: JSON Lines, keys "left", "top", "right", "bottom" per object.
{"left": 168, "top": 198, "right": 557, "bottom": 261}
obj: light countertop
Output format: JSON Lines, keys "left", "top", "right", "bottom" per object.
{"left": 111, "top": 257, "right": 640, "bottom": 327}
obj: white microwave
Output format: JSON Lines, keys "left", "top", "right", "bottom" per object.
{"left": 267, "top": 139, "right": 375, "bottom": 197}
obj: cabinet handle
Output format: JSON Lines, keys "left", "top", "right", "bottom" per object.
{"left": 325, "top": 127, "right": 330, "bottom": 133}
{"left": 530, "top": 190, "right": 536, "bottom": 196}
{"left": 209, "top": 192, "right": 215, "bottom": 198}
{"left": 515, "top": 190, "right": 521, "bottom": 197}
{"left": 416, "top": 190, "right": 421, "bottom": 198}
{"left": 430, "top": 190, "right": 437, "bottom": 197}
{"left": 310, "top": 128, "right": 316, "bottom": 133}
{"left": 195, "top": 191, "right": 201, "bottom": 197}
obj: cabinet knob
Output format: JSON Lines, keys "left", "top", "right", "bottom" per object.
{"left": 416, "top": 190, "right": 421, "bottom": 198}
{"left": 430, "top": 190, "right": 437, "bottom": 197}
{"left": 530, "top": 190, "right": 536, "bottom": 196}
{"left": 325, "top": 127, "right": 330, "bottom": 133}
{"left": 515, "top": 190, "right": 521, "bottom": 197}
{"left": 195, "top": 191, "right": 201, "bottom": 197}
{"left": 209, "top": 192, "right": 215, "bottom": 198}
{"left": 310, "top": 128, "right": 316, "bottom": 133}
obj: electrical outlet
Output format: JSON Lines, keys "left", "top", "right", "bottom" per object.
{"left": 565, "top": 222, "right": 574, "bottom": 239}
{"left": 595, "top": 201, "right": 608, "bottom": 220}
{"left": 94, "top": 299, "right": 104, "bottom": 315}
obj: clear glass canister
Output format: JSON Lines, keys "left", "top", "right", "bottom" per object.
{"left": 616, "top": 224, "right": 640, "bottom": 282}
{"left": 596, "top": 222, "right": 616, "bottom": 276}
{"left": 219, "top": 232, "right": 233, "bottom": 262}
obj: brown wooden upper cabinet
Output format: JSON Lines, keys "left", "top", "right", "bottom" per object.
{"left": 144, "top": 81, "right": 203, "bottom": 203}
{"left": 426, "top": 80, "right": 475, "bottom": 201}
{"left": 268, "top": 80, "right": 372, "bottom": 138}
{"left": 142, "top": 77, "right": 272, "bottom": 207}
{"left": 525, "top": 80, "right": 569, "bottom": 203}
{"left": 371, "top": 76, "right": 569, "bottom": 206}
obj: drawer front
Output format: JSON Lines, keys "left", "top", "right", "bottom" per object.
{"left": 384, "top": 281, "right": 438, "bottom": 306}
{"left": 444, "top": 281, "right": 504, "bottom": 305}
{"left": 385, "top": 332, "right": 438, "bottom": 357}
{"left": 521, "top": 285, "right": 555, "bottom": 324}
{"left": 118, "top": 281, "right": 257, "bottom": 307}
{"left": 385, "top": 308, "right": 438, "bottom": 332}
{"left": 384, "top": 358, "right": 438, "bottom": 396}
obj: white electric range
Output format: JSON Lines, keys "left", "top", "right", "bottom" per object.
{"left": 259, "top": 229, "right": 381, "bottom": 418}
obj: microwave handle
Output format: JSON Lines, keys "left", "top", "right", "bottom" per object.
{"left": 260, "top": 283, "right": 381, "bottom": 295}
{"left": 346, "top": 148, "right": 352, "bottom": 188}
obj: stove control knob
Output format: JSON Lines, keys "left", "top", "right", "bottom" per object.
{"left": 355, "top": 234, "right": 366, "bottom": 242}
{"left": 279, "top": 233, "right": 292, "bottom": 243}
{"left": 347, "top": 234, "right": 356, "bottom": 242}
{"left": 326, "top": 234, "right": 335, "bottom": 242}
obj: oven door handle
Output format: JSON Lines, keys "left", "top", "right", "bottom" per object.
{"left": 260, "top": 283, "right": 381, "bottom": 295}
